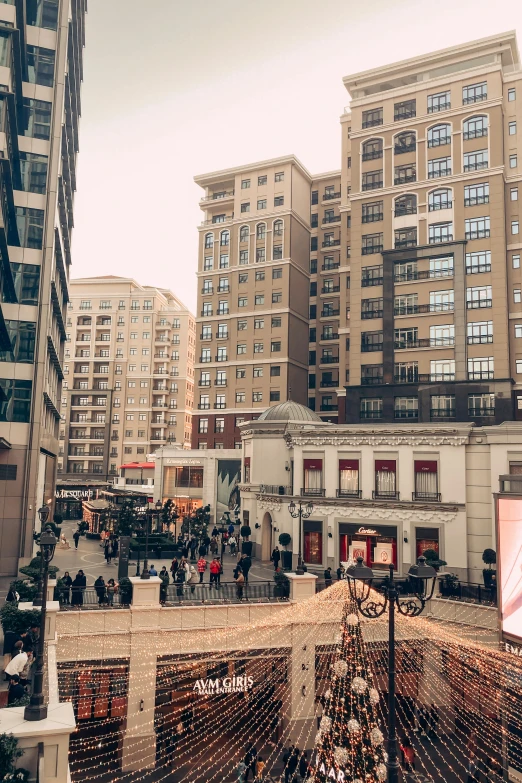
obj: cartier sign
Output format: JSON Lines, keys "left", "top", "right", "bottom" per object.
{"left": 357, "top": 526, "right": 380, "bottom": 536}
{"left": 55, "top": 489, "right": 94, "bottom": 500}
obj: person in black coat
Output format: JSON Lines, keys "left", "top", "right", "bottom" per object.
{"left": 61, "top": 571, "right": 73, "bottom": 604}
{"left": 94, "top": 576, "right": 106, "bottom": 605}
{"left": 271, "top": 547, "right": 281, "bottom": 570}
{"left": 241, "top": 554, "right": 252, "bottom": 584}
{"left": 324, "top": 567, "right": 333, "bottom": 588}
{"left": 243, "top": 743, "right": 257, "bottom": 782}
{"left": 175, "top": 567, "right": 185, "bottom": 598}
{"left": 7, "top": 674, "right": 26, "bottom": 705}
{"left": 71, "top": 570, "right": 86, "bottom": 606}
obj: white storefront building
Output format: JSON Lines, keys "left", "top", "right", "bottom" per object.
{"left": 239, "top": 401, "right": 522, "bottom": 583}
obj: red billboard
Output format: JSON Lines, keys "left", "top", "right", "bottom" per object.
{"left": 497, "top": 496, "right": 522, "bottom": 642}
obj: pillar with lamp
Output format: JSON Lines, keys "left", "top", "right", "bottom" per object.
{"left": 24, "top": 521, "right": 58, "bottom": 721}
{"left": 288, "top": 499, "right": 314, "bottom": 575}
{"left": 141, "top": 500, "right": 163, "bottom": 580}
{"left": 345, "top": 555, "right": 436, "bottom": 783}
{"left": 33, "top": 504, "right": 51, "bottom": 608}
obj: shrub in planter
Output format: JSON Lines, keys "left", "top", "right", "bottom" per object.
{"left": 482, "top": 548, "right": 497, "bottom": 588}
{"left": 19, "top": 555, "right": 59, "bottom": 582}
{"left": 440, "top": 573, "right": 460, "bottom": 596}
{"left": 9, "top": 580, "right": 38, "bottom": 603}
{"left": 240, "top": 525, "right": 251, "bottom": 541}
{"left": 422, "top": 548, "right": 447, "bottom": 570}
{"left": 273, "top": 570, "right": 290, "bottom": 599}
{"left": 118, "top": 577, "right": 133, "bottom": 605}
{"left": 0, "top": 604, "right": 41, "bottom": 635}
{"left": 278, "top": 533, "right": 291, "bottom": 549}
{"left": 0, "top": 733, "right": 24, "bottom": 781}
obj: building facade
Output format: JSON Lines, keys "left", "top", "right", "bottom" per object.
{"left": 239, "top": 400, "right": 522, "bottom": 583}
{"left": 192, "top": 31, "right": 522, "bottom": 445}
{"left": 60, "top": 277, "right": 195, "bottom": 483}
{"left": 0, "top": 0, "right": 86, "bottom": 575}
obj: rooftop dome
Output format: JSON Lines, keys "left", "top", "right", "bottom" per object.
{"left": 257, "top": 400, "right": 323, "bottom": 422}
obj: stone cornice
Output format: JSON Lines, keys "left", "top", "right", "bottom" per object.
{"left": 284, "top": 428, "right": 471, "bottom": 448}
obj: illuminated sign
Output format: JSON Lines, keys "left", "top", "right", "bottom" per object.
{"left": 357, "top": 526, "right": 380, "bottom": 536}
{"left": 55, "top": 489, "right": 94, "bottom": 500}
{"left": 497, "top": 496, "right": 522, "bottom": 643}
{"left": 193, "top": 676, "right": 253, "bottom": 695}
{"left": 505, "top": 641, "right": 522, "bottom": 657}
{"left": 165, "top": 459, "right": 202, "bottom": 466}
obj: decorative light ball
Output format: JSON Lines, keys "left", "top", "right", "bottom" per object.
{"left": 376, "top": 763, "right": 387, "bottom": 781}
{"left": 333, "top": 660, "right": 349, "bottom": 677}
{"left": 347, "top": 719, "right": 361, "bottom": 733}
{"left": 371, "top": 728, "right": 384, "bottom": 746}
{"left": 320, "top": 716, "right": 332, "bottom": 732}
{"left": 346, "top": 613, "right": 359, "bottom": 625}
{"left": 351, "top": 676, "right": 368, "bottom": 694}
{"left": 324, "top": 689, "right": 331, "bottom": 700}
{"left": 334, "top": 747, "right": 349, "bottom": 766}
{"left": 369, "top": 688, "right": 380, "bottom": 705}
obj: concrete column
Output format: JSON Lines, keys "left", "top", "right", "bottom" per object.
{"left": 282, "top": 625, "right": 316, "bottom": 743}
{"left": 0, "top": 703, "right": 76, "bottom": 783}
{"left": 287, "top": 573, "right": 318, "bottom": 602}
{"left": 324, "top": 449, "right": 337, "bottom": 499}
{"left": 122, "top": 642, "right": 157, "bottom": 772}
{"left": 46, "top": 579, "right": 56, "bottom": 603}
{"left": 129, "top": 576, "right": 161, "bottom": 606}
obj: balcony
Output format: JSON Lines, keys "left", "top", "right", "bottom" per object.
{"left": 197, "top": 403, "right": 210, "bottom": 410}
{"left": 362, "top": 181, "right": 383, "bottom": 191}
{"left": 394, "top": 239, "right": 417, "bottom": 249}
{"left": 362, "top": 118, "right": 383, "bottom": 129}
{"left": 362, "top": 150, "right": 383, "bottom": 161}
{"left": 322, "top": 239, "right": 340, "bottom": 248}
{"left": 361, "top": 376, "right": 384, "bottom": 386}
{"left": 394, "top": 142, "right": 416, "bottom": 155}
{"left": 361, "top": 310, "right": 383, "bottom": 319}
{"left": 469, "top": 406, "right": 495, "bottom": 417}
{"left": 216, "top": 332, "right": 228, "bottom": 339}
{"left": 321, "top": 309, "right": 340, "bottom": 317}
{"left": 321, "top": 332, "right": 339, "bottom": 340}
{"left": 199, "top": 355, "right": 212, "bottom": 363}
{"left": 373, "top": 490, "right": 400, "bottom": 500}
{"left": 464, "top": 196, "right": 489, "bottom": 207}
{"left": 214, "top": 403, "right": 226, "bottom": 409}
{"left": 337, "top": 489, "right": 362, "bottom": 498}
{"left": 412, "top": 492, "right": 441, "bottom": 502}
{"left": 319, "top": 404, "right": 338, "bottom": 411}
{"left": 430, "top": 234, "right": 454, "bottom": 244}
{"left": 321, "top": 285, "right": 340, "bottom": 294}
{"left": 200, "top": 310, "right": 213, "bottom": 317}
{"left": 463, "top": 128, "right": 488, "bottom": 139}
{"left": 394, "top": 205, "right": 417, "bottom": 217}
{"left": 468, "top": 370, "right": 494, "bottom": 380}
{"left": 431, "top": 408, "right": 456, "bottom": 420}
{"left": 201, "top": 288, "right": 213, "bottom": 295}
{"left": 395, "top": 337, "right": 455, "bottom": 349}
{"left": 428, "top": 101, "right": 451, "bottom": 113}
{"left": 362, "top": 245, "right": 383, "bottom": 255}
{"left": 428, "top": 201, "right": 452, "bottom": 211}
{"left": 464, "top": 162, "right": 488, "bottom": 172}
{"left": 301, "top": 486, "right": 327, "bottom": 497}
{"left": 362, "top": 276, "right": 383, "bottom": 287}
{"left": 200, "top": 190, "right": 234, "bottom": 204}
{"left": 428, "top": 167, "right": 451, "bottom": 179}
{"left": 322, "top": 262, "right": 340, "bottom": 271}
{"left": 467, "top": 334, "right": 493, "bottom": 344}
{"left": 323, "top": 191, "right": 341, "bottom": 201}
{"left": 427, "top": 136, "right": 451, "bottom": 148}
{"left": 201, "top": 214, "right": 234, "bottom": 226}
{"left": 360, "top": 410, "right": 383, "bottom": 420}
{"left": 215, "top": 355, "right": 228, "bottom": 362}
{"left": 466, "top": 299, "right": 492, "bottom": 309}
{"left": 465, "top": 230, "right": 490, "bottom": 240}
{"left": 214, "top": 380, "right": 227, "bottom": 386}
{"left": 361, "top": 343, "right": 383, "bottom": 352}
{"left": 151, "top": 435, "right": 167, "bottom": 441}
{"left": 394, "top": 174, "right": 416, "bottom": 185}
{"left": 320, "top": 380, "right": 338, "bottom": 387}
{"left": 362, "top": 213, "right": 383, "bottom": 223}
{"left": 320, "top": 356, "right": 339, "bottom": 364}
{"left": 463, "top": 92, "right": 487, "bottom": 104}
{"left": 217, "top": 287, "right": 230, "bottom": 294}
{"left": 394, "top": 409, "right": 418, "bottom": 419}
{"left": 394, "top": 302, "right": 454, "bottom": 316}
{"left": 322, "top": 216, "right": 341, "bottom": 224}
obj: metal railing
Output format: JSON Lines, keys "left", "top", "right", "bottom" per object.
{"left": 259, "top": 484, "right": 292, "bottom": 495}
{"left": 437, "top": 579, "right": 496, "bottom": 605}
{"left": 373, "top": 490, "right": 400, "bottom": 500}
{"left": 412, "top": 492, "right": 441, "bottom": 502}
{"left": 58, "top": 586, "right": 130, "bottom": 609}
{"left": 165, "top": 581, "right": 284, "bottom": 605}
{"left": 337, "top": 489, "right": 362, "bottom": 498}
{"left": 301, "top": 487, "right": 326, "bottom": 497}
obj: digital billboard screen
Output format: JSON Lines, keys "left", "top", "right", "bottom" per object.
{"left": 497, "top": 496, "right": 522, "bottom": 642}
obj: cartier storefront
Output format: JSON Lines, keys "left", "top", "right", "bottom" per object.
{"left": 340, "top": 523, "right": 398, "bottom": 571}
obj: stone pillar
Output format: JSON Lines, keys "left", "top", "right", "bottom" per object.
{"left": 282, "top": 625, "right": 316, "bottom": 743}
{"left": 129, "top": 576, "right": 161, "bottom": 606}
{"left": 0, "top": 703, "right": 76, "bottom": 783}
{"left": 121, "top": 642, "right": 157, "bottom": 771}
{"left": 18, "top": 602, "right": 60, "bottom": 641}
{"left": 46, "top": 579, "right": 56, "bottom": 603}
{"left": 286, "top": 573, "right": 318, "bottom": 602}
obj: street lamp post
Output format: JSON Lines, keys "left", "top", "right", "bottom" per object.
{"left": 288, "top": 500, "right": 314, "bottom": 575}
{"left": 33, "top": 504, "right": 51, "bottom": 608}
{"left": 346, "top": 556, "right": 436, "bottom": 783}
{"left": 141, "top": 500, "right": 162, "bottom": 579}
{"left": 24, "top": 526, "right": 57, "bottom": 721}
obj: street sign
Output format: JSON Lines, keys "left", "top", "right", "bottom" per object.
{"left": 118, "top": 536, "right": 130, "bottom": 580}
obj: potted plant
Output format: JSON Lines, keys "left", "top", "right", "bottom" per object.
{"left": 278, "top": 533, "right": 293, "bottom": 571}
{"left": 8, "top": 580, "right": 38, "bottom": 603}
{"left": 241, "top": 525, "right": 253, "bottom": 556}
{"left": 118, "top": 577, "right": 133, "bottom": 606}
{"left": 19, "top": 555, "right": 59, "bottom": 582}
{"left": 273, "top": 569, "right": 290, "bottom": 600}
{"left": 439, "top": 573, "right": 460, "bottom": 597}
{"left": 422, "top": 548, "right": 447, "bottom": 572}
{"left": 0, "top": 734, "right": 24, "bottom": 781}
{"left": 482, "top": 548, "right": 497, "bottom": 589}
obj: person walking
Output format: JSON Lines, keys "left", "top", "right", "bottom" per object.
{"left": 400, "top": 737, "right": 416, "bottom": 772}
{"left": 62, "top": 571, "right": 73, "bottom": 604}
{"left": 255, "top": 756, "right": 265, "bottom": 782}
{"left": 209, "top": 557, "right": 221, "bottom": 588}
{"left": 188, "top": 566, "right": 197, "bottom": 594}
{"left": 197, "top": 556, "right": 207, "bottom": 583}
{"left": 159, "top": 566, "right": 169, "bottom": 581}
{"left": 241, "top": 554, "right": 252, "bottom": 585}
{"left": 94, "top": 576, "right": 106, "bottom": 605}
{"left": 73, "top": 529, "right": 80, "bottom": 549}
{"left": 271, "top": 546, "right": 281, "bottom": 570}
{"left": 217, "top": 557, "right": 223, "bottom": 587}
{"left": 210, "top": 536, "right": 218, "bottom": 555}
{"left": 203, "top": 534, "right": 211, "bottom": 555}
{"left": 170, "top": 558, "right": 179, "bottom": 581}
{"left": 229, "top": 534, "right": 237, "bottom": 556}
{"left": 104, "top": 539, "right": 112, "bottom": 564}
{"left": 175, "top": 566, "right": 185, "bottom": 599}
{"left": 220, "top": 536, "right": 226, "bottom": 559}
{"left": 467, "top": 753, "right": 480, "bottom": 783}
{"left": 236, "top": 760, "right": 247, "bottom": 783}
{"left": 106, "top": 579, "right": 117, "bottom": 606}
{"left": 324, "top": 566, "right": 333, "bottom": 588}
{"left": 244, "top": 744, "right": 257, "bottom": 782}
{"left": 286, "top": 748, "right": 298, "bottom": 783}
{"left": 235, "top": 568, "right": 245, "bottom": 600}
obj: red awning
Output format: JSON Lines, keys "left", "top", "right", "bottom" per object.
{"left": 414, "top": 460, "right": 438, "bottom": 473}
{"left": 339, "top": 459, "right": 359, "bottom": 470}
{"left": 304, "top": 459, "right": 323, "bottom": 470}
{"left": 118, "top": 462, "right": 155, "bottom": 470}
{"left": 375, "top": 459, "right": 396, "bottom": 472}
{"left": 244, "top": 457, "right": 251, "bottom": 466}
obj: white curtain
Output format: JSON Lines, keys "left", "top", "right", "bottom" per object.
{"left": 305, "top": 468, "right": 322, "bottom": 490}
{"left": 376, "top": 470, "right": 395, "bottom": 494}
{"left": 340, "top": 469, "right": 358, "bottom": 492}
{"left": 415, "top": 471, "right": 437, "bottom": 496}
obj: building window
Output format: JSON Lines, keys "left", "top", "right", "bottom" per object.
{"left": 203, "top": 257, "right": 213, "bottom": 271}
{"left": 467, "top": 320, "right": 493, "bottom": 344}
{"left": 414, "top": 460, "right": 438, "bottom": 500}
{"left": 252, "top": 391, "right": 263, "bottom": 402}
{"left": 362, "top": 139, "right": 383, "bottom": 161}
{"left": 258, "top": 175, "right": 267, "bottom": 186}
{"left": 463, "top": 115, "right": 488, "bottom": 139}
{"left": 509, "top": 121, "right": 517, "bottom": 135}
{"left": 466, "top": 250, "right": 491, "bottom": 274}
{"left": 375, "top": 459, "right": 396, "bottom": 498}
{"left": 428, "top": 222, "right": 453, "bottom": 243}
{"left": 427, "top": 125, "right": 451, "bottom": 148}
{"left": 256, "top": 248, "right": 265, "bottom": 263}
{"left": 512, "top": 221, "right": 520, "bottom": 235}
{"left": 362, "top": 108, "right": 383, "bottom": 128}
{"left": 19, "top": 152, "right": 48, "bottom": 194}
{"left": 273, "top": 244, "right": 283, "bottom": 260}
{"left": 241, "top": 179, "right": 250, "bottom": 189}
{"left": 511, "top": 188, "right": 519, "bottom": 201}
{"left": 428, "top": 90, "right": 450, "bottom": 113}
{"left": 394, "top": 99, "right": 416, "bottom": 120}
{"left": 508, "top": 88, "right": 516, "bottom": 102}
{"left": 7, "top": 262, "right": 40, "bottom": 306}
{"left": 272, "top": 292, "right": 282, "bottom": 303}
{"left": 394, "top": 397, "right": 418, "bottom": 419}
{"left": 362, "top": 170, "right": 383, "bottom": 191}
{"left": 303, "top": 458, "right": 323, "bottom": 493}
{"left": 236, "top": 391, "right": 245, "bottom": 403}
{"left": 26, "top": 44, "right": 55, "bottom": 87}
{"left": 15, "top": 207, "right": 44, "bottom": 249}
{"left": 464, "top": 182, "right": 489, "bottom": 206}
{"left": 275, "top": 172, "right": 284, "bottom": 182}
{"left": 510, "top": 154, "right": 517, "bottom": 168}
{"left": 274, "top": 196, "right": 284, "bottom": 207}
{"left": 237, "top": 344, "right": 246, "bottom": 355}
{"left": 304, "top": 525, "right": 323, "bottom": 565}
{"left": 253, "top": 343, "right": 263, "bottom": 354}
{"left": 468, "top": 356, "right": 494, "bottom": 380}
{"left": 463, "top": 149, "right": 488, "bottom": 171}
{"left": 431, "top": 359, "right": 455, "bottom": 381}
{"left": 241, "top": 202, "right": 250, "bottom": 213}
{"left": 428, "top": 189, "right": 451, "bottom": 211}
{"left": 463, "top": 82, "right": 487, "bottom": 104}
{"left": 515, "top": 289, "right": 522, "bottom": 304}
{"left": 269, "top": 390, "right": 280, "bottom": 402}
{"left": 513, "top": 254, "right": 521, "bottom": 269}
{"left": 270, "top": 366, "right": 280, "bottom": 377}
{"left": 271, "top": 341, "right": 281, "bottom": 352}
{"left": 22, "top": 98, "right": 52, "bottom": 140}
{"left": 467, "top": 285, "right": 492, "bottom": 308}
{"left": 468, "top": 393, "right": 495, "bottom": 417}
{"left": 465, "top": 216, "right": 490, "bottom": 240}
{"left": 360, "top": 398, "right": 382, "bottom": 420}
{"left": 338, "top": 459, "right": 359, "bottom": 496}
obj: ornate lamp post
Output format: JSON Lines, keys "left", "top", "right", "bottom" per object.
{"left": 288, "top": 499, "right": 314, "bottom": 575}
{"left": 141, "top": 500, "right": 162, "bottom": 579}
{"left": 33, "top": 504, "right": 51, "bottom": 608}
{"left": 24, "top": 525, "right": 57, "bottom": 721}
{"left": 346, "top": 556, "right": 436, "bottom": 783}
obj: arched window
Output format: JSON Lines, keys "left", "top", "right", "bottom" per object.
{"left": 362, "top": 139, "right": 383, "bottom": 161}
{"left": 428, "top": 188, "right": 452, "bottom": 212}
{"left": 273, "top": 220, "right": 283, "bottom": 237}
{"left": 427, "top": 124, "right": 451, "bottom": 148}
{"left": 463, "top": 115, "right": 488, "bottom": 140}
{"left": 220, "top": 230, "right": 230, "bottom": 246}
{"left": 256, "top": 223, "right": 266, "bottom": 240}
{"left": 204, "top": 233, "right": 213, "bottom": 249}
{"left": 239, "top": 226, "right": 249, "bottom": 242}
{"left": 394, "top": 194, "right": 417, "bottom": 217}
{"left": 394, "top": 131, "right": 416, "bottom": 154}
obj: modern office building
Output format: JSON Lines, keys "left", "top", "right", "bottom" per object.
{"left": 0, "top": 0, "right": 86, "bottom": 575}
{"left": 193, "top": 31, "right": 522, "bottom": 446}
{"left": 60, "top": 277, "right": 195, "bottom": 484}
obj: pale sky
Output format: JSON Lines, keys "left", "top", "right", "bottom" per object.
{"left": 71, "top": 0, "right": 521, "bottom": 313}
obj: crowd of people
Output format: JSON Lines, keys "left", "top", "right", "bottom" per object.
{"left": 2, "top": 623, "right": 39, "bottom": 705}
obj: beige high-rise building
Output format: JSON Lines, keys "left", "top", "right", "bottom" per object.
{"left": 193, "top": 31, "right": 522, "bottom": 445}
{"left": 60, "top": 277, "right": 195, "bottom": 481}
{"left": 0, "top": 0, "right": 86, "bottom": 575}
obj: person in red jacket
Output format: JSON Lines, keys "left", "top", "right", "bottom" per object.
{"left": 197, "top": 556, "right": 207, "bottom": 583}
{"left": 209, "top": 557, "right": 221, "bottom": 588}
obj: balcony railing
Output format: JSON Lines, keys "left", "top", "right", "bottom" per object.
{"left": 465, "top": 230, "right": 490, "bottom": 240}
{"left": 323, "top": 191, "right": 341, "bottom": 200}
{"left": 337, "top": 489, "right": 362, "bottom": 498}
{"left": 362, "top": 117, "right": 383, "bottom": 128}
{"left": 322, "top": 216, "right": 341, "bottom": 224}
{"left": 463, "top": 127, "right": 488, "bottom": 139}
{"left": 469, "top": 406, "right": 495, "bottom": 416}
{"left": 362, "top": 245, "right": 383, "bottom": 255}
{"left": 463, "top": 93, "right": 487, "bottom": 105}
{"left": 362, "top": 181, "right": 383, "bottom": 191}
{"left": 468, "top": 370, "right": 494, "bottom": 380}
{"left": 466, "top": 264, "right": 491, "bottom": 275}
{"left": 394, "top": 302, "right": 454, "bottom": 316}
{"left": 361, "top": 310, "right": 383, "bottom": 319}
{"left": 198, "top": 380, "right": 211, "bottom": 387}
{"left": 361, "top": 376, "right": 384, "bottom": 386}
{"left": 427, "top": 136, "right": 451, "bottom": 148}
{"left": 215, "top": 355, "right": 228, "bottom": 362}
{"left": 321, "top": 333, "right": 339, "bottom": 340}
{"left": 360, "top": 411, "right": 383, "bottom": 420}
{"left": 321, "top": 309, "right": 340, "bottom": 317}
{"left": 394, "top": 205, "right": 417, "bottom": 217}
{"left": 301, "top": 487, "right": 326, "bottom": 496}
{"left": 436, "top": 579, "right": 497, "bottom": 606}
{"left": 373, "top": 490, "right": 400, "bottom": 500}
{"left": 394, "top": 268, "right": 454, "bottom": 283}
{"left": 321, "top": 285, "right": 340, "bottom": 294}
{"left": 412, "top": 492, "right": 441, "bottom": 502}
{"left": 394, "top": 238, "right": 417, "bottom": 249}
{"left": 362, "top": 213, "right": 383, "bottom": 223}
{"left": 428, "top": 167, "right": 451, "bottom": 179}
{"left": 429, "top": 201, "right": 452, "bottom": 211}
{"left": 428, "top": 101, "right": 451, "bottom": 113}
{"left": 362, "top": 150, "right": 383, "bottom": 161}
{"left": 322, "top": 262, "right": 340, "bottom": 271}
{"left": 467, "top": 334, "right": 493, "bottom": 344}
{"left": 320, "top": 380, "right": 338, "bottom": 387}
{"left": 394, "top": 409, "right": 419, "bottom": 419}
{"left": 361, "top": 343, "right": 383, "bottom": 352}
{"left": 320, "top": 356, "right": 339, "bottom": 363}
{"left": 197, "top": 403, "right": 210, "bottom": 410}
{"left": 431, "top": 408, "right": 456, "bottom": 419}
{"left": 429, "top": 234, "right": 453, "bottom": 244}
{"left": 259, "top": 485, "right": 292, "bottom": 495}
{"left": 464, "top": 195, "right": 489, "bottom": 206}
{"left": 322, "top": 239, "right": 341, "bottom": 247}
{"left": 466, "top": 298, "right": 492, "bottom": 309}
{"left": 394, "top": 142, "right": 416, "bottom": 154}
{"left": 395, "top": 337, "right": 455, "bottom": 349}
{"left": 394, "top": 174, "right": 416, "bottom": 185}
{"left": 214, "top": 380, "right": 227, "bottom": 387}
{"left": 320, "top": 404, "right": 338, "bottom": 411}
{"left": 362, "top": 276, "right": 383, "bottom": 287}
{"left": 463, "top": 162, "right": 488, "bottom": 172}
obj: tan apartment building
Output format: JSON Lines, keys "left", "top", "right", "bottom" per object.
{"left": 0, "top": 0, "right": 86, "bottom": 575}
{"left": 192, "top": 157, "right": 311, "bottom": 449}
{"left": 60, "top": 277, "right": 195, "bottom": 482}
{"left": 192, "top": 31, "right": 522, "bottom": 445}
